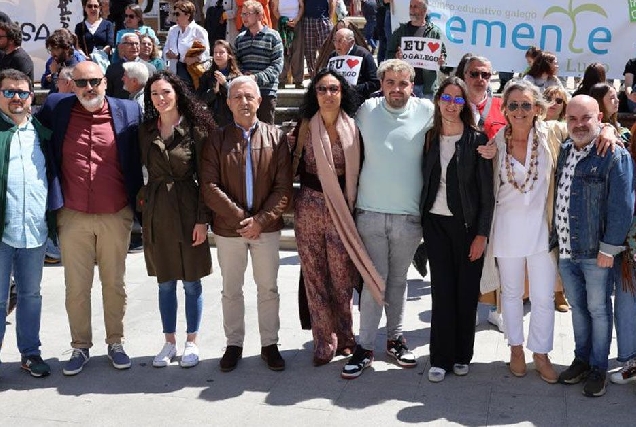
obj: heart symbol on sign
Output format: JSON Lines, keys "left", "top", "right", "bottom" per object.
{"left": 346, "top": 58, "right": 360, "bottom": 69}
{"left": 427, "top": 42, "right": 440, "bottom": 53}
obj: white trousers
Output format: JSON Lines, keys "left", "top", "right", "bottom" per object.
{"left": 497, "top": 250, "right": 556, "bottom": 353}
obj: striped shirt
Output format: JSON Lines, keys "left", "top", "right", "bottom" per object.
{"left": 234, "top": 26, "right": 284, "bottom": 97}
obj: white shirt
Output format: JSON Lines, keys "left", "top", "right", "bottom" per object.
{"left": 429, "top": 134, "right": 459, "bottom": 216}
{"left": 492, "top": 129, "right": 550, "bottom": 257}
{"left": 163, "top": 21, "right": 210, "bottom": 73}
{"left": 278, "top": 0, "right": 301, "bottom": 18}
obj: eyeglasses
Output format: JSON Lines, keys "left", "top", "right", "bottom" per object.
{"left": 121, "top": 41, "right": 140, "bottom": 46}
{"left": 545, "top": 96, "right": 564, "bottom": 105}
{"left": 439, "top": 93, "right": 465, "bottom": 105}
{"left": 316, "top": 84, "right": 341, "bottom": 95}
{"left": 506, "top": 101, "right": 533, "bottom": 112}
{"left": 1, "top": 89, "right": 31, "bottom": 99}
{"left": 125, "top": 14, "right": 137, "bottom": 19}
{"left": 468, "top": 71, "right": 492, "bottom": 80}
{"left": 73, "top": 78, "right": 103, "bottom": 88}
{"left": 86, "top": 4, "right": 100, "bottom": 9}
{"left": 240, "top": 11, "right": 257, "bottom": 17}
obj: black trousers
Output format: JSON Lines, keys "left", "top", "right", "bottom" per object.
{"left": 423, "top": 213, "right": 483, "bottom": 371}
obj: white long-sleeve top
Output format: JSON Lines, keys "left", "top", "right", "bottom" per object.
{"left": 163, "top": 21, "right": 210, "bottom": 73}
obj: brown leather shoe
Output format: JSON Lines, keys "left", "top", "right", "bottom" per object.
{"left": 533, "top": 353, "right": 558, "bottom": 384}
{"left": 261, "top": 344, "right": 285, "bottom": 371}
{"left": 219, "top": 346, "right": 242, "bottom": 372}
{"left": 554, "top": 291, "right": 569, "bottom": 312}
{"left": 509, "top": 345, "right": 527, "bottom": 377}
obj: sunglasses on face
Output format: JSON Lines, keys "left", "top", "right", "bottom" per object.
{"left": 439, "top": 93, "right": 465, "bottom": 105}
{"left": 73, "top": 78, "right": 103, "bottom": 88}
{"left": 86, "top": 4, "right": 100, "bottom": 9}
{"left": 125, "top": 14, "right": 137, "bottom": 19}
{"left": 468, "top": 71, "right": 492, "bottom": 80}
{"left": 506, "top": 101, "right": 533, "bottom": 112}
{"left": 1, "top": 89, "right": 31, "bottom": 99}
{"left": 174, "top": 10, "right": 188, "bottom": 16}
{"left": 545, "top": 96, "right": 564, "bottom": 105}
{"left": 316, "top": 84, "right": 341, "bottom": 95}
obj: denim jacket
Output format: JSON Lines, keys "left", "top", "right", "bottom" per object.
{"left": 552, "top": 139, "right": 634, "bottom": 259}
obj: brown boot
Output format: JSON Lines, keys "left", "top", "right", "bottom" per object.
{"left": 554, "top": 291, "right": 569, "bottom": 312}
{"left": 509, "top": 345, "right": 526, "bottom": 377}
{"left": 533, "top": 353, "right": 558, "bottom": 384}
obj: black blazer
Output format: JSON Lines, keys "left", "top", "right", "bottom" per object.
{"left": 75, "top": 19, "right": 115, "bottom": 55}
{"left": 420, "top": 127, "right": 495, "bottom": 236}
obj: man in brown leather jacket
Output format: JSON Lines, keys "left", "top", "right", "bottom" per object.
{"left": 201, "top": 75, "right": 292, "bottom": 373}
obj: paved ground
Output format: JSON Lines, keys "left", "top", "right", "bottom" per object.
{"left": 0, "top": 247, "right": 635, "bottom": 426}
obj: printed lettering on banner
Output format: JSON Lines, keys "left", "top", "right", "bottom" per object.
{"left": 400, "top": 37, "right": 441, "bottom": 71}
{"left": 327, "top": 55, "right": 362, "bottom": 85}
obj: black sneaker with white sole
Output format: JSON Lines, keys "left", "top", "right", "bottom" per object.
{"left": 583, "top": 368, "right": 607, "bottom": 397}
{"left": 341, "top": 345, "right": 373, "bottom": 379}
{"left": 386, "top": 335, "right": 417, "bottom": 367}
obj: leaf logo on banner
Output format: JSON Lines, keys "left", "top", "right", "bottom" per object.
{"left": 544, "top": 0, "right": 607, "bottom": 53}
{"left": 427, "top": 42, "right": 440, "bottom": 53}
{"left": 346, "top": 58, "right": 360, "bottom": 69}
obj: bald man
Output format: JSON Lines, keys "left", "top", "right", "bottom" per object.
{"left": 555, "top": 95, "right": 634, "bottom": 397}
{"left": 36, "top": 61, "right": 143, "bottom": 376}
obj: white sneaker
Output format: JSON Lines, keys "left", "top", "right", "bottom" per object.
{"left": 453, "top": 363, "right": 469, "bottom": 376}
{"left": 180, "top": 342, "right": 199, "bottom": 368}
{"left": 153, "top": 342, "right": 177, "bottom": 368}
{"left": 487, "top": 310, "right": 504, "bottom": 333}
{"left": 610, "top": 359, "right": 636, "bottom": 384}
{"left": 428, "top": 366, "right": 446, "bottom": 383}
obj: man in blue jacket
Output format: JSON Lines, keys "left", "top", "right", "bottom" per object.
{"left": 0, "top": 69, "right": 62, "bottom": 378}
{"left": 36, "top": 61, "right": 143, "bottom": 376}
{"left": 555, "top": 95, "right": 634, "bottom": 397}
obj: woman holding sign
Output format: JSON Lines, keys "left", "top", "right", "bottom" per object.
{"left": 420, "top": 76, "right": 494, "bottom": 382}
{"left": 291, "top": 69, "right": 383, "bottom": 366}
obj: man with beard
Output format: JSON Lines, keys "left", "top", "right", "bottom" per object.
{"left": 36, "top": 61, "right": 143, "bottom": 376}
{"left": 556, "top": 95, "right": 634, "bottom": 397}
{"left": 0, "top": 69, "right": 62, "bottom": 378}
{"left": 0, "top": 22, "right": 34, "bottom": 82}
{"left": 341, "top": 59, "right": 433, "bottom": 379}
{"left": 41, "top": 29, "right": 87, "bottom": 94}
{"left": 462, "top": 56, "right": 506, "bottom": 140}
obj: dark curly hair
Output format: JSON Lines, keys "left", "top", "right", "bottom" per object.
{"left": 143, "top": 71, "right": 216, "bottom": 133}
{"left": 298, "top": 68, "right": 359, "bottom": 119}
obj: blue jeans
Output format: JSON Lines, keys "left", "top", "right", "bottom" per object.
{"left": 158, "top": 280, "right": 203, "bottom": 334}
{"left": 559, "top": 258, "right": 612, "bottom": 370}
{"left": 0, "top": 241, "right": 46, "bottom": 356}
{"left": 610, "top": 261, "right": 636, "bottom": 362}
{"left": 356, "top": 210, "right": 423, "bottom": 350}
{"left": 362, "top": 2, "right": 377, "bottom": 51}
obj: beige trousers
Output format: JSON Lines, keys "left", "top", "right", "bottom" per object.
{"left": 215, "top": 231, "right": 281, "bottom": 347}
{"left": 57, "top": 206, "right": 133, "bottom": 348}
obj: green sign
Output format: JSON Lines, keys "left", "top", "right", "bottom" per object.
{"left": 630, "top": 0, "right": 636, "bottom": 22}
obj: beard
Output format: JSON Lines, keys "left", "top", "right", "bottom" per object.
{"left": 78, "top": 92, "right": 105, "bottom": 110}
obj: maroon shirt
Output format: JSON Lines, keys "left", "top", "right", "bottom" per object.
{"left": 61, "top": 101, "right": 128, "bottom": 214}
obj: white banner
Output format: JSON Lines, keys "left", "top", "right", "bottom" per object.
{"left": 327, "top": 55, "right": 362, "bottom": 85}
{"left": 391, "top": 0, "right": 634, "bottom": 79}
{"left": 400, "top": 37, "right": 442, "bottom": 70}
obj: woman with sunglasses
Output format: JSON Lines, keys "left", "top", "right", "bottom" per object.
{"left": 163, "top": 0, "right": 210, "bottom": 87}
{"left": 483, "top": 79, "right": 562, "bottom": 383}
{"left": 112, "top": 4, "right": 159, "bottom": 64}
{"left": 75, "top": 0, "right": 114, "bottom": 57}
{"left": 292, "top": 69, "right": 383, "bottom": 366}
{"left": 139, "top": 71, "right": 215, "bottom": 368}
{"left": 421, "top": 77, "right": 494, "bottom": 382}
{"left": 543, "top": 86, "right": 568, "bottom": 122}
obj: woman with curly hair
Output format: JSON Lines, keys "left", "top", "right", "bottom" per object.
{"left": 139, "top": 71, "right": 215, "bottom": 369}
{"left": 196, "top": 39, "right": 242, "bottom": 127}
{"left": 292, "top": 68, "right": 383, "bottom": 366}
{"left": 522, "top": 51, "right": 565, "bottom": 93}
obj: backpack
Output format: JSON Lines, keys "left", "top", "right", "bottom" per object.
{"left": 205, "top": 0, "right": 227, "bottom": 46}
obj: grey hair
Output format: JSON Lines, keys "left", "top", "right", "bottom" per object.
{"left": 377, "top": 59, "right": 415, "bottom": 82}
{"left": 59, "top": 66, "right": 75, "bottom": 80}
{"left": 501, "top": 78, "right": 549, "bottom": 119}
{"left": 228, "top": 75, "right": 261, "bottom": 97}
{"left": 122, "top": 61, "right": 149, "bottom": 85}
{"left": 464, "top": 56, "right": 492, "bottom": 75}
{"left": 120, "top": 32, "right": 140, "bottom": 44}
{"left": 337, "top": 28, "right": 355, "bottom": 42}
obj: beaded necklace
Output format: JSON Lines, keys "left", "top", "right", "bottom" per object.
{"left": 504, "top": 125, "right": 540, "bottom": 194}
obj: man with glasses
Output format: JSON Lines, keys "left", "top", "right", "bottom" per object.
{"left": 234, "top": 0, "right": 283, "bottom": 124}
{"left": 462, "top": 56, "right": 506, "bottom": 140}
{"left": 106, "top": 33, "right": 156, "bottom": 99}
{"left": 0, "top": 22, "right": 34, "bottom": 82}
{"left": 200, "top": 76, "right": 292, "bottom": 373}
{"left": 36, "top": 61, "right": 143, "bottom": 376}
{"left": 0, "top": 69, "right": 62, "bottom": 379}
{"left": 342, "top": 59, "right": 433, "bottom": 379}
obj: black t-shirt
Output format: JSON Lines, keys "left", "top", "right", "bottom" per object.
{"left": 0, "top": 48, "right": 34, "bottom": 82}
{"left": 623, "top": 58, "right": 636, "bottom": 77}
